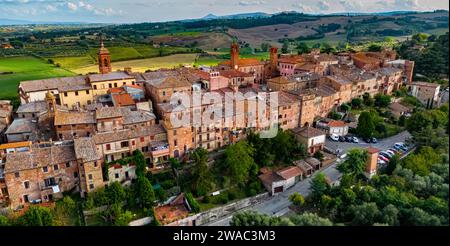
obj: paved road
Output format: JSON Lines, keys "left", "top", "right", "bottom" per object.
{"left": 204, "top": 131, "right": 411, "bottom": 226}
{"left": 204, "top": 161, "right": 343, "bottom": 226}
{"left": 325, "top": 131, "right": 412, "bottom": 155}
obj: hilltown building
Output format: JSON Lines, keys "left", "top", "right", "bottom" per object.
{"left": 1, "top": 40, "right": 419, "bottom": 208}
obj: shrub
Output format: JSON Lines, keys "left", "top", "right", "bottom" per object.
{"left": 185, "top": 193, "right": 200, "bottom": 213}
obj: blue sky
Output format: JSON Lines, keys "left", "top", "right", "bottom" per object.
{"left": 0, "top": 0, "right": 448, "bottom": 23}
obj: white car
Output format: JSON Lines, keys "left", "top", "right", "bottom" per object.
{"left": 352, "top": 137, "right": 359, "bottom": 143}
{"left": 377, "top": 159, "right": 386, "bottom": 165}
{"left": 330, "top": 134, "right": 339, "bottom": 141}
{"left": 385, "top": 150, "right": 396, "bottom": 156}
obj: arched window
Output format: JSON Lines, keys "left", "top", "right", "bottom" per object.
{"left": 103, "top": 58, "right": 108, "bottom": 67}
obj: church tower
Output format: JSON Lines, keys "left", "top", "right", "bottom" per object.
{"left": 45, "top": 91, "right": 57, "bottom": 117}
{"left": 230, "top": 42, "right": 239, "bottom": 70}
{"left": 269, "top": 46, "right": 278, "bottom": 67}
{"left": 98, "top": 36, "right": 112, "bottom": 74}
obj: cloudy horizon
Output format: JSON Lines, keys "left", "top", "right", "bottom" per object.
{"left": 0, "top": 0, "right": 448, "bottom": 24}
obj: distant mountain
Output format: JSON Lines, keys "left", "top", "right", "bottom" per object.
{"left": 0, "top": 18, "right": 34, "bottom": 25}
{"left": 0, "top": 18, "right": 94, "bottom": 26}
{"left": 200, "top": 12, "right": 271, "bottom": 20}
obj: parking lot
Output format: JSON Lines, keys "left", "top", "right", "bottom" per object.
{"left": 325, "top": 131, "right": 412, "bottom": 155}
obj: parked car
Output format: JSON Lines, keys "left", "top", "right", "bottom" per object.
{"left": 385, "top": 150, "right": 396, "bottom": 156}
{"left": 345, "top": 136, "right": 353, "bottom": 142}
{"left": 330, "top": 134, "right": 339, "bottom": 141}
{"left": 378, "top": 155, "right": 389, "bottom": 162}
{"left": 389, "top": 148, "right": 400, "bottom": 154}
{"left": 371, "top": 137, "right": 378, "bottom": 143}
{"left": 364, "top": 138, "right": 372, "bottom": 143}
{"left": 339, "top": 136, "right": 346, "bottom": 142}
{"left": 380, "top": 151, "right": 393, "bottom": 159}
{"left": 377, "top": 159, "right": 386, "bottom": 165}
{"left": 352, "top": 137, "right": 359, "bottom": 143}
{"left": 394, "top": 143, "right": 408, "bottom": 151}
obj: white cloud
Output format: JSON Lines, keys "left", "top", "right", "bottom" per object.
{"left": 394, "top": 0, "right": 420, "bottom": 9}
{"left": 67, "top": 2, "right": 77, "bottom": 11}
{"left": 317, "top": 1, "right": 330, "bottom": 11}
{"left": 238, "top": 0, "right": 266, "bottom": 6}
{"left": 291, "top": 2, "right": 314, "bottom": 13}
{"left": 45, "top": 4, "right": 56, "bottom": 12}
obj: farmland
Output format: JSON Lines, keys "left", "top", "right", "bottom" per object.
{"left": 72, "top": 53, "right": 200, "bottom": 74}
{"left": 0, "top": 56, "right": 75, "bottom": 99}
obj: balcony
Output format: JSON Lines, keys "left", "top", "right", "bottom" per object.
{"left": 150, "top": 142, "right": 170, "bottom": 158}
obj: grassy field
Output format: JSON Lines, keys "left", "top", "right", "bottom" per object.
{"left": 0, "top": 56, "right": 75, "bottom": 99}
{"left": 52, "top": 56, "right": 95, "bottom": 69}
{"left": 72, "top": 53, "right": 200, "bottom": 74}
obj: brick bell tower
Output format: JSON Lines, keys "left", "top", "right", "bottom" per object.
{"left": 269, "top": 46, "right": 278, "bottom": 67}
{"left": 230, "top": 42, "right": 239, "bottom": 70}
{"left": 98, "top": 36, "right": 111, "bottom": 74}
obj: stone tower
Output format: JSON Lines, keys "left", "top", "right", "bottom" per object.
{"left": 45, "top": 91, "right": 56, "bottom": 117}
{"left": 230, "top": 42, "right": 239, "bottom": 70}
{"left": 98, "top": 36, "right": 112, "bottom": 74}
{"left": 365, "top": 147, "right": 380, "bottom": 179}
{"left": 270, "top": 46, "right": 278, "bottom": 67}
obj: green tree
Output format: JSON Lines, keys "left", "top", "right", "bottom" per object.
{"left": 337, "top": 148, "right": 368, "bottom": 179}
{"left": 0, "top": 215, "right": 9, "bottom": 226}
{"left": 296, "top": 42, "right": 310, "bottom": 54}
{"left": 380, "top": 204, "right": 399, "bottom": 226}
{"left": 185, "top": 192, "right": 200, "bottom": 213}
{"left": 114, "top": 210, "right": 133, "bottom": 226}
{"left": 385, "top": 154, "right": 400, "bottom": 175}
{"left": 398, "top": 115, "right": 406, "bottom": 127}
{"left": 363, "top": 93, "right": 374, "bottom": 106}
{"left": 106, "top": 182, "right": 126, "bottom": 205}
{"left": 374, "top": 94, "right": 392, "bottom": 107}
{"left": 272, "top": 130, "right": 297, "bottom": 164}
{"left": 289, "top": 213, "right": 333, "bottom": 226}
{"left": 340, "top": 103, "right": 351, "bottom": 112}
{"left": 224, "top": 141, "right": 256, "bottom": 185}
{"left": 169, "top": 158, "right": 181, "bottom": 170}
{"left": 191, "top": 147, "right": 214, "bottom": 196}
{"left": 368, "top": 43, "right": 382, "bottom": 52}
{"left": 19, "top": 206, "right": 54, "bottom": 226}
{"left": 281, "top": 39, "right": 289, "bottom": 54}
{"left": 289, "top": 192, "right": 305, "bottom": 207}
{"left": 351, "top": 202, "right": 380, "bottom": 226}
{"left": 357, "top": 112, "right": 375, "bottom": 138}
{"left": 407, "top": 207, "right": 441, "bottom": 226}
{"left": 260, "top": 42, "right": 270, "bottom": 52}
{"left": 136, "top": 176, "right": 155, "bottom": 208}
{"left": 310, "top": 173, "right": 330, "bottom": 200}
{"left": 133, "top": 150, "right": 147, "bottom": 177}
{"left": 231, "top": 211, "right": 292, "bottom": 226}
{"left": 351, "top": 98, "right": 363, "bottom": 108}
{"left": 313, "top": 151, "right": 324, "bottom": 161}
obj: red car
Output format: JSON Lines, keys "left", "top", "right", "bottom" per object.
{"left": 378, "top": 155, "right": 389, "bottom": 162}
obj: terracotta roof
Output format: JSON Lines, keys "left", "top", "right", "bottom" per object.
{"left": 4, "top": 144, "right": 76, "bottom": 173}
{"left": 353, "top": 52, "right": 381, "bottom": 63}
{"left": 268, "top": 76, "right": 292, "bottom": 85}
{"left": 411, "top": 81, "right": 441, "bottom": 88}
{"left": 276, "top": 166, "right": 303, "bottom": 180}
{"left": 305, "top": 157, "right": 321, "bottom": 167}
{"left": 279, "top": 55, "right": 304, "bottom": 64}
{"left": 291, "top": 126, "right": 325, "bottom": 138}
{"left": 367, "top": 147, "right": 380, "bottom": 154}
{"left": 54, "top": 111, "right": 95, "bottom": 126}
{"left": 389, "top": 102, "right": 412, "bottom": 113}
{"left": 0, "top": 141, "right": 32, "bottom": 150}
{"left": 278, "top": 91, "right": 299, "bottom": 107}
{"left": 95, "top": 107, "right": 123, "bottom": 119}
{"left": 123, "top": 84, "right": 143, "bottom": 90}
{"left": 143, "top": 70, "right": 191, "bottom": 89}
{"left": 219, "top": 69, "right": 253, "bottom": 78}
{"left": 74, "top": 137, "right": 101, "bottom": 162}
{"left": 88, "top": 71, "right": 135, "bottom": 83}
{"left": 92, "top": 125, "right": 166, "bottom": 144}
{"left": 258, "top": 171, "right": 284, "bottom": 186}
{"left": 112, "top": 93, "right": 135, "bottom": 107}
{"left": 220, "top": 58, "right": 262, "bottom": 67}
{"left": 19, "top": 76, "right": 88, "bottom": 93}
{"left": 5, "top": 118, "right": 35, "bottom": 134}
{"left": 109, "top": 87, "right": 125, "bottom": 93}
{"left": 328, "top": 120, "right": 346, "bottom": 127}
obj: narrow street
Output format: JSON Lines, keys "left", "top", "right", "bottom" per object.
{"left": 204, "top": 131, "right": 412, "bottom": 226}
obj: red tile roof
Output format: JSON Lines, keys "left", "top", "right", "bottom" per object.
{"left": 328, "top": 120, "right": 346, "bottom": 127}
{"left": 112, "top": 93, "right": 135, "bottom": 107}
{"left": 219, "top": 69, "right": 253, "bottom": 78}
{"left": 276, "top": 166, "right": 303, "bottom": 180}
{"left": 367, "top": 147, "right": 380, "bottom": 154}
